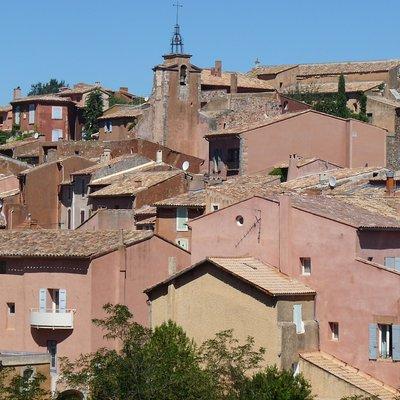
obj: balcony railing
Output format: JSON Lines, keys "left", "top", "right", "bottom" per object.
{"left": 30, "top": 309, "right": 75, "bottom": 330}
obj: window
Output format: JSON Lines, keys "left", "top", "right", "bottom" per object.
{"left": 293, "top": 304, "right": 305, "bottom": 334}
{"left": 212, "top": 149, "right": 222, "bottom": 173}
{"left": 176, "top": 207, "right": 188, "bottom": 231}
{"left": 28, "top": 104, "right": 35, "bottom": 124}
{"left": 105, "top": 121, "right": 113, "bottom": 133}
{"left": 329, "top": 322, "right": 339, "bottom": 341}
{"left": 51, "top": 106, "right": 63, "bottom": 120}
{"left": 300, "top": 257, "right": 311, "bottom": 275}
{"left": 7, "top": 303, "right": 15, "bottom": 315}
{"left": 14, "top": 106, "right": 20, "bottom": 125}
{"left": 236, "top": 215, "right": 244, "bottom": 226}
{"left": 279, "top": 82, "right": 283, "bottom": 89}
{"left": 369, "top": 323, "right": 400, "bottom": 361}
{"left": 367, "top": 113, "right": 373, "bottom": 123}
{"left": 180, "top": 65, "right": 188, "bottom": 86}
{"left": 227, "top": 148, "right": 240, "bottom": 170}
{"left": 378, "top": 324, "right": 393, "bottom": 359}
{"left": 81, "top": 179, "right": 86, "bottom": 197}
{"left": 292, "top": 362, "right": 300, "bottom": 376}
{"left": 80, "top": 210, "right": 85, "bottom": 224}
{"left": 176, "top": 238, "right": 189, "bottom": 251}
{"left": 22, "top": 367, "right": 35, "bottom": 381}
{"left": 0, "top": 261, "right": 6, "bottom": 274}
{"left": 51, "top": 129, "right": 63, "bottom": 141}
{"left": 211, "top": 203, "right": 220, "bottom": 212}
{"left": 384, "top": 257, "right": 400, "bottom": 271}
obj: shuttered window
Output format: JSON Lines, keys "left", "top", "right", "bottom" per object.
{"left": 51, "top": 106, "right": 62, "bottom": 120}
{"left": 59, "top": 289, "right": 66, "bottom": 313}
{"left": 392, "top": 325, "right": 400, "bottom": 361}
{"left": 293, "top": 304, "right": 304, "bottom": 334}
{"left": 384, "top": 257, "right": 400, "bottom": 271}
{"left": 28, "top": 104, "right": 35, "bottom": 124}
{"left": 176, "top": 207, "right": 188, "bottom": 232}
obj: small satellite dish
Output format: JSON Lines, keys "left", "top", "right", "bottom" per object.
{"left": 0, "top": 199, "right": 4, "bottom": 210}
{"left": 33, "top": 132, "right": 39, "bottom": 139}
{"left": 328, "top": 176, "right": 337, "bottom": 188}
{"left": 182, "top": 161, "right": 190, "bottom": 172}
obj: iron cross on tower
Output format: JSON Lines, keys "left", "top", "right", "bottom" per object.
{"left": 171, "top": 1, "right": 184, "bottom": 54}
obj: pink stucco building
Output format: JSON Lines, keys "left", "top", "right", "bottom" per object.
{"left": 186, "top": 191, "right": 400, "bottom": 388}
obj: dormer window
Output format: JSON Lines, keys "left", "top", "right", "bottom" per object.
{"left": 180, "top": 65, "right": 188, "bottom": 86}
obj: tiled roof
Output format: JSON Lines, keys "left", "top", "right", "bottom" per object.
{"left": 274, "top": 157, "right": 341, "bottom": 169}
{"left": 284, "top": 81, "right": 383, "bottom": 94}
{"left": 300, "top": 352, "right": 399, "bottom": 400}
{"left": 0, "top": 105, "right": 12, "bottom": 112}
{"left": 0, "top": 138, "right": 39, "bottom": 150}
{"left": 98, "top": 104, "right": 143, "bottom": 120}
{"left": 208, "top": 174, "right": 281, "bottom": 202}
{"left": 297, "top": 60, "right": 400, "bottom": 76}
{"left": 11, "top": 95, "right": 74, "bottom": 104}
{"left": 201, "top": 69, "right": 274, "bottom": 91}
{"left": 250, "top": 65, "right": 298, "bottom": 76}
{"left": 134, "top": 205, "right": 156, "bottom": 216}
{"left": 367, "top": 95, "right": 400, "bottom": 108}
{"left": 206, "top": 111, "right": 309, "bottom": 136}
{"left": 135, "top": 216, "right": 156, "bottom": 226}
{"left": 0, "top": 188, "right": 19, "bottom": 198}
{"left": 89, "top": 170, "right": 182, "bottom": 197}
{"left": 0, "top": 230, "right": 152, "bottom": 258}
{"left": 289, "top": 194, "right": 400, "bottom": 229}
{"left": 154, "top": 190, "right": 206, "bottom": 207}
{"left": 58, "top": 84, "right": 107, "bottom": 96}
{"left": 146, "top": 256, "right": 315, "bottom": 297}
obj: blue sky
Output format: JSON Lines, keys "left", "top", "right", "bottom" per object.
{"left": 0, "top": 0, "right": 399, "bottom": 104}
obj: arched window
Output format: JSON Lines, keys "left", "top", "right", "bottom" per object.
{"left": 180, "top": 65, "right": 188, "bottom": 86}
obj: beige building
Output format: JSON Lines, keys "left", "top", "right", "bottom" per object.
{"left": 146, "top": 256, "right": 317, "bottom": 370}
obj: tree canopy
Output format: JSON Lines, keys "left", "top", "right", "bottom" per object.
{"left": 60, "top": 303, "right": 313, "bottom": 400}
{"left": 28, "top": 79, "right": 68, "bottom": 96}
{"left": 83, "top": 90, "right": 104, "bottom": 140}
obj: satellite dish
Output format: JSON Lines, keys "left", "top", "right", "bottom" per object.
{"left": 0, "top": 199, "right": 4, "bottom": 210}
{"left": 182, "top": 161, "right": 190, "bottom": 172}
{"left": 33, "top": 132, "right": 39, "bottom": 139}
{"left": 328, "top": 176, "right": 337, "bottom": 188}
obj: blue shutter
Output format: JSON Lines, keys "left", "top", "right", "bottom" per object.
{"left": 39, "top": 289, "right": 46, "bottom": 312}
{"left": 395, "top": 258, "right": 400, "bottom": 272}
{"left": 369, "top": 324, "right": 378, "bottom": 360}
{"left": 59, "top": 289, "right": 66, "bottom": 313}
{"left": 384, "top": 257, "right": 395, "bottom": 269}
{"left": 392, "top": 325, "right": 400, "bottom": 361}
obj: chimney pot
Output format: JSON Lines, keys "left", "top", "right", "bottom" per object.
{"left": 214, "top": 60, "right": 222, "bottom": 77}
{"left": 230, "top": 73, "right": 238, "bottom": 94}
{"left": 13, "top": 87, "right": 21, "bottom": 100}
{"left": 119, "top": 87, "right": 128, "bottom": 93}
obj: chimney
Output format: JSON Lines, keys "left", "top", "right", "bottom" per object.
{"left": 119, "top": 87, "right": 128, "bottom": 93}
{"left": 230, "top": 73, "right": 238, "bottom": 94}
{"left": 13, "top": 87, "right": 21, "bottom": 100}
{"left": 156, "top": 150, "right": 163, "bottom": 164}
{"left": 95, "top": 81, "right": 101, "bottom": 87}
{"left": 386, "top": 170, "right": 396, "bottom": 196}
{"left": 287, "top": 154, "right": 301, "bottom": 181}
{"left": 212, "top": 60, "right": 222, "bottom": 77}
{"left": 100, "top": 148, "right": 112, "bottom": 163}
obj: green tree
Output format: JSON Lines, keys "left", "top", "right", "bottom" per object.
{"left": 336, "top": 74, "right": 348, "bottom": 118}
{"left": 108, "top": 94, "right": 146, "bottom": 107}
{"left": 28, "top": 79, "right": 68, "bottom": 96}
{"left": 83, "top": 90, "right": 104, "bottom": 140}
{"left": 0, "top": 366, "right": 50, "bottom": 400}
{"left": 238, "top": 366, "right": 313, "bottom": 400}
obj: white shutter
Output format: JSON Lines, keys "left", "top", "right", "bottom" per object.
{"left": 293, "top": 304, "right": 304, "bottom": 334}
{"left": 39, "top": 289, "right": 46, "bottom": 312}
{"left": 176, "top": 207, "right": 188, "bottom": 232}
{"left": 59, "top": 289, "right": 66, "bottom": 313}
{"left": 28, "top": 104, "right": 35, "bottom": 124}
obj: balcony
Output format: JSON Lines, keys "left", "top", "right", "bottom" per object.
{"left": 30, "top": 309, "right": 75, "bottom": 330}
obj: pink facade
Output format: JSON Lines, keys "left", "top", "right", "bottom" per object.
{"left": 190, "top": 195, "right": 400, "bottom": 387}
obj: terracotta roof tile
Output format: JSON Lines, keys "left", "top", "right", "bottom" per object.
{"left": 0, "top": 138, "right": 39, "bottom": 151}
{"left": 0, "top": 229, "right": 152, "bottom": 258}
{"left": 154, "top": 190, "right": 206, "bottom": 207}
{"left": 201, "top": 69, "right": 274, "bottom": 91}
{"left": 146, "top": 256, "right": 315, "bottom": 297}
{"left": 300, "top": 352, "right": 399, "bottom": 400}
{"left": 297, "top": 60, "right": 400, "bottom": 76}
{"left": 89, "top": 170, "right": 183, "bottom": 197}
{"left": 284, "top": 81, "right": 383, "bottom": 94}
{"left": 250, "top": 65, "right": 298, "bottom": 76}
{"left": 58, "top": 84, "right": 108, "bottom": 96}
{"left": 11, "top": 95, "right": 74, "bottom": 104}
{"left": 367, "top": 95, "right": 400, "bottom": 108}
{"left": 98, "top": 104, "right": 143, "bottom": 120}
{"left": 0, "top": 105, "right": 12, "bottom": 113}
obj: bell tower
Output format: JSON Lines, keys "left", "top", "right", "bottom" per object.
{"left": 149, "top": 2, "right": 202, "bottom": 157}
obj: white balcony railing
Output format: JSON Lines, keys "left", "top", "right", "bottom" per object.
{"left": 30, "top": 309, "right": 75, "bottom": 329}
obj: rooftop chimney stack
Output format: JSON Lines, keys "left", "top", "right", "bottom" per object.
{"left": 230, "top": 73, "right": 238, "bottom": 94}
{"left": 287, "top": 154, "right": 302, "bottom": 181}
{"left": 119, "top": 87, "right": 129, "bottom": 93}
{"left": 386, "top": 170, "right": 396, "bottom": 196}
{"left": 13, "top": 87, "right": 21, "bottom": 100}
{"left": 212, "top": 60, "right": 222, "bottom": 77}
{"left": 100, "top": 148, "right": 112, "bottom": 163}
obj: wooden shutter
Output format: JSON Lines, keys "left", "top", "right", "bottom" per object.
{"left": 368, "top": 324, "right": 378, "bottom": 360}
{"left": 59, "top": 289, "right": 67, "bottom": 313}
{"left": 293, "top": 304, "right": 304, "bottom": 334}
{"left": 39, "top": 289, "right": 46, "bottom": 312}
{"left": 392, "top": 325, "right": 400, "bottom": 361}
{"left": 176, "top": 207, "right": 188, "bottom": 231}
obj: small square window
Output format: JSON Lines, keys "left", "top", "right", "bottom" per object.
{"left": 0, "top": 262, "right": 7, "bottom": 274}
{"left": 300, "top": 258, "right": 311, "bottom": 275}
{"left": 211, "top": 203, "right": 220, "bottom": 212}
{"left": 329, "top": 322, "right": 339, "bottom": 341}
{"left": 7, "top": 303, "right": 15, "bottom": 315}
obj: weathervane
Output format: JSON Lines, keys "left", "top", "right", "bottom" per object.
{"left": 171, "top": 1, "right": 184, "bottom": 54}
